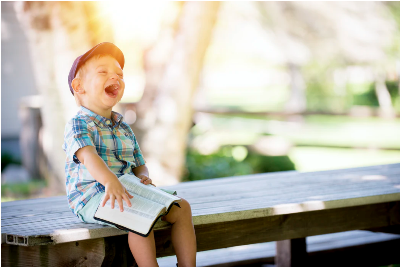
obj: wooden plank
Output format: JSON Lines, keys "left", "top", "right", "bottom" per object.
{"left": 275, "top": 238, "right": 307, "bottom": 266}
{"left": 3, "top": 167, "right": 399, "bottom": 214}
{"left": 157, "top": 230, "right": 400, "bottom": 267}
{"left": 1, "top": 164, "right": 398, "bottom": 211}
{"left": 1, "top": 196, "right": 66, "bottom": 208}
{"left": 2, "top": 190, "right": 399, "bottom": 246}
{"left": 183, "top": 167, "right": 400, "bottom": 200}
{"left": 153, "top": 201, "right": 400, "bottom": 257}
{"left": 2, "top": 192, "right": 399, "bottom": 245}
{"left": 2, "top": 164, "right": 399, "bottom": 246}
{"left": 178, "top": 163, "right": 400, "bottom": 188}
{"left": 180, "top": 180, "right": 400, "bottom": 208}
{"left": 1, "top": 235, "right": 139, "bottom": 267}
{"left": 2, "top": 174, "right": 396, "bottom": 221}
{"left": 2, "top": 201, "right": 399, "bottom": 264}
{"left": 1, "top": 238, "right": 107, "bottom": 266}
{"left": 3, "top": 192, "right": 397, "bottom": 246}
{"left": 2, "top": 175, "right": 397, "bottom": 221}
{"left": 188, "top": 183, "right": 400, "bottom": 211}
{"left": 1, "top": 165, "right": 398, "bottom": 214}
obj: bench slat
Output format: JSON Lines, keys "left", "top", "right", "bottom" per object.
{"left": 2, "top": 163, "right": 399, "bottom": 246}
{"left": 169, "top": 163, "right": 400, "bottom": 190}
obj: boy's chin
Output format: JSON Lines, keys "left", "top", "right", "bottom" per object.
{"left": 103, "top": 98, "right": 122, "bottom": 109}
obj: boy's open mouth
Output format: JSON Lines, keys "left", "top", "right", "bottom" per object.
{"left": 104, "top": 84, "right": 119, "bottom": 98}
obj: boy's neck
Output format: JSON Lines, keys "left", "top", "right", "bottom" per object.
{"left": 81, "top": 105, "right": 113, "bottom": 119}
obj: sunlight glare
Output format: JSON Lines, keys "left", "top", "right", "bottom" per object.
{"left": 98, "top": 1, "right": 169, "bottom": 44}
{"left": 361, "top": 175, "right": 387, "bottom": 181}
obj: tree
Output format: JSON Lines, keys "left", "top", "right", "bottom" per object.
{"left": 15, "top": 2, "right": 114, "bottom": 193}
{"left": 132, "top": 2, "right": 221, "bottom": 186}
{"left": 254, "top": 2, "right": 396, "bottom": 115}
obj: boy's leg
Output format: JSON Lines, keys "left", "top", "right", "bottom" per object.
{"left": 161, "top": 198, "right": 197, "bottom": 267}
{"left": 128, "top": 229, "right": 159, "bottom": 267}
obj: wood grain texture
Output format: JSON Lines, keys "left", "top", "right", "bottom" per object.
{"left": 1, "top": 163, "right": 400, "bottom": 268}
{"left": 155, "top": 230, "right": 400, "bottom": 267}
{"left": 2, "top": 163, "right": 400, "bottom": 246}
{"left": 1, "top": 238, "right": 107, "bottom": 267}
{"left": 152, "top": 202, "right": 400, "bottom": 257}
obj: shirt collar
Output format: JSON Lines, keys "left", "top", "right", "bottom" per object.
{"left": 78, "top": 106, "right": 124, "bottom": 128}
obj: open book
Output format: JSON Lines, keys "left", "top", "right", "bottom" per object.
{"left": 94, "top": 174, "right": 181, "bottom": 237}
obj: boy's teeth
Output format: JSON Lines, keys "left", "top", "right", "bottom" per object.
{"left": 105, "top": 84, "right": 119, "bottom": 96}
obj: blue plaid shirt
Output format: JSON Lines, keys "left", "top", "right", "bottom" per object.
{"left": 62, "top": 106, "right": 146, "bottom": 216}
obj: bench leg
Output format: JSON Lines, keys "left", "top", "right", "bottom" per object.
{"left": 102, "top": 236, "right": 136, "bottom": 267}
{"left": 275, "top": 238, "right": 307, "bottom": 267}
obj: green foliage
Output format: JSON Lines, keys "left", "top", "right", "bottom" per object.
{"left": 352, "top": 83, "right": 379, "bottom": 107}
{"left": 1, "top": 152, "right": 22, "bottom": 172}
{"left": 182, "top": 147, "right": 296, "bottom": 181}
{"left": 304, "top": 61, "right": 352, "bottom": 113}
{"left": 385, "top": 81, "right": 400, "bottom": 99}
{"left": 352, "top": 81, "right": 399, "bottom": 108}
{"left": 385, "top": 2, "right": 400, "bottom": 58}
{"left": 1, "top": 180, "right": 47, "bottom": 201}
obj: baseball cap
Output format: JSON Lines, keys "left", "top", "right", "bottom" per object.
{"left": 68, "top": 42, "right": 125, "bottom": 95}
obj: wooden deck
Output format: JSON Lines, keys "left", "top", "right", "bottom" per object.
{"left": 2, "top": 163, "right": 400, "bottom": 266}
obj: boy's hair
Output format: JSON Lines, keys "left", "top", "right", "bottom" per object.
{"left": 73, "top": 53, "right": 119, "bottom": 106}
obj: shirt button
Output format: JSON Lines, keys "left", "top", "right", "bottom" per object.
{"left": 106, "top": 120, "right": 111, "bottom": 125}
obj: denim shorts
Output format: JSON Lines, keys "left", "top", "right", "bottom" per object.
{"left": 76, "top": 192, "right": 164, "bottom": 232}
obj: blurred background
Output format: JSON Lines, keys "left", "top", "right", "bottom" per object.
{"left": 2, "top": 1, "right": 400, "bottom": 202}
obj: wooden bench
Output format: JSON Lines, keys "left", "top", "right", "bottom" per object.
{"left": 157, "top": 230, "right": 400, "bottom": 267}
{"left": 2, "top": 163, "right": 400, "bottom": 266}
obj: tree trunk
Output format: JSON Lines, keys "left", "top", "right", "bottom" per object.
{"left": 285, "top": 63, "right": 307, "bottom": 114}
{"left": 15, "top": 2, "right": 113, "bottom": 194}
{"left": 133, "top": 2, "right": 221, "bottom": 186}
{"left": 132, "top": 2, "right": 185, "bottom": 145}
{"left": 375, "top": 69, "right": 395, "bottom": 119}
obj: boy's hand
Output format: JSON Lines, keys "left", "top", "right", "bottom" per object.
{"left": 102, "top": 179, "right": 133, "bottom": 212}
{"left": 137, "top": 174, "right": 155, "bottom": 186}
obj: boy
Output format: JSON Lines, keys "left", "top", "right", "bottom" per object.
{"left": 63, "top": 42, "right": 197, "bottom": 267}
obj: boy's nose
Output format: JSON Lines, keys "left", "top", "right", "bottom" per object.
{"left": 110, "top": 73, "right": 119, "bottom": 80}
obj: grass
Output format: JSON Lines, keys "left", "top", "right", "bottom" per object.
{"left": 288, "top": 146, "right": 400, "bottom": 172}
{"left": 190, "top": 113, "right": 400, "bottom": 174}
{"left": 1, "top": 179, "right": 47, "bottom": 202}
{"left": 205, "top": 114, "right": 400, "bottom": 149}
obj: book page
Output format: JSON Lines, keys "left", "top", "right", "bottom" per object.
{"left": 102, "top": 194, "right": 165, "bottom": 219}
{"left": 119, "top": 174, "right": 181, "bottom": 208}
{"left": 95, "top": 202, "right": 157, "bottom": 235}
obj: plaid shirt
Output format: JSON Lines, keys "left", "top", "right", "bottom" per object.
{"left": 62, "top": 106, "right": 146, "bottom": 216}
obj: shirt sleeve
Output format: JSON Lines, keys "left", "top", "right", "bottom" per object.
{"left": 62, "top": 118, "right": 95, "bottom": 163}
{"left": 122, "top": 124, "right": 146, "bottom": 167}
{"left": 131, "top": 132, "right": 146, "bottom": 167}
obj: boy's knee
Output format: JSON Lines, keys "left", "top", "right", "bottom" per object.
{"left": 179, "top": 198, "right": 192, "bottom": 214}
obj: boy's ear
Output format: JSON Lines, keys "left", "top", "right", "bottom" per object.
{"left": 71, "top": 77, "right": 85, "bottom": 94}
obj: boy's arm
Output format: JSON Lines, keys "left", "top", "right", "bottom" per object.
{"left": 75, "top": 145, "right": 133, "bottom": 212}
{"left": 132, "top": 164, "right": 156, "bottom": 186}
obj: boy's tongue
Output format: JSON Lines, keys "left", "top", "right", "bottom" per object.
{"left": 105, "top": 85, "right": 118, "bottom": 96}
